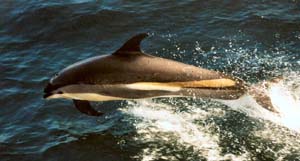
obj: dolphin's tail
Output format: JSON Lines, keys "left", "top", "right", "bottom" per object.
{"left": 247, "top": 77, "right": 283, "bottom": 113}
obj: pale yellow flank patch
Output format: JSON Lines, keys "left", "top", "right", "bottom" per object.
{"left": 126, "top": 78, "right": 236, "bottom": 90}
{"left": 172, "top": 78, "right": 236, "bottom": 88}
{"left": 126, "top": 83, "right": 181, "bottom": 91}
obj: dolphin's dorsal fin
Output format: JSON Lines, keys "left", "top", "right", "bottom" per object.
{"left": 114, "top": 33, "right": 148, "bottom": 55}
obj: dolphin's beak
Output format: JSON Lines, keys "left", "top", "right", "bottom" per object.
{"left": 44, "top": 83, "right": 55, "bottom": 99}
{"left": 43, "top": 92, "right": 53, "bottom": 99}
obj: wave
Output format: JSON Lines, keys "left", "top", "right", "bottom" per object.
{"left": 4, "top": 4, "right": 136, "bottom": 42}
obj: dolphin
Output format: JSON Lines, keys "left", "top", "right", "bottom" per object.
{"left": 44, "top": 33, "right": 275, "bottom": 116}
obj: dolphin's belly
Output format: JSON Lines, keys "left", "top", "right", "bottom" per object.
{"left": 51, "top": 80, "right": 246, "bottom": 101}
{"left": 52, "top": 84, "right": 178, "bottom": 101}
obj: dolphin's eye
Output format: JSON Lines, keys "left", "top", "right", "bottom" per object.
{"left": 57, "top": 91, "right": 63, "bottom": 94}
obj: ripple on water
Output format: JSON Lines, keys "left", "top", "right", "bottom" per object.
{"left": 1, "top": 0, "right": 300, "bottom": 160}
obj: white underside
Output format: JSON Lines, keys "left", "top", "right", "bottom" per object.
{"left": 48, "top": 93, "right": 124, "bottom": 101}
{"left": 48, "top": 92, "right": 185, "bottom": 101}
{"left": 47, "top": 83, "right": 183, "bottom": 101}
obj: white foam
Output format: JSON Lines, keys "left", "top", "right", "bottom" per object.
{"left": 219, "top": 76, "right": 300, "bottom": 132}
{"left": 123, "top": 100, "right": 249, "bottom": 161}
{"left": 269, "top": 81, "right": 300, "bottom": 131}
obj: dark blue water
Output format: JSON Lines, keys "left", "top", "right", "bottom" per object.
{"left": 1, "top": 1, "right": 300, "bottom": 161}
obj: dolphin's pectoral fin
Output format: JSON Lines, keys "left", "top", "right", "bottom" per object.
{"left": 114, "top": 33, "right": 149, "bottom": 54}
{"left": 72, "top": 100, "right": 103, "bottom": 116}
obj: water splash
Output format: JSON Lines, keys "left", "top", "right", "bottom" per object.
{"left": 219, "top": 73, "right": 300, "bottom": 132}
{"left": 122, "top": 100, "right": 250, "bottom": 161}
{"left": 268, "top": 75, "right": 300, "bottom": 131}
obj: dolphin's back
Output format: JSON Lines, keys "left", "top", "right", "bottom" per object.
{"left": 54, "top": 53, "right": 233, "bottom": 85}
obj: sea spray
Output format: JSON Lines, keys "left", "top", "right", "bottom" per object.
{"left": 123, "top": 100, "right": 250, "bottom": 161}
{"left": 219, "top": 76, "right": 300, "bottom": 132}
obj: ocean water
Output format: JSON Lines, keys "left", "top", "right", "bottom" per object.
{"left": 1, "top": 0, "right": 300, "bottom": 161}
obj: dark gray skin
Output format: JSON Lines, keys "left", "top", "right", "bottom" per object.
{"left": 44, "top": 33, "right": 249, "bottom": 116}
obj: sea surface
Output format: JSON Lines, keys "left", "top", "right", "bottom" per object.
{"left": 1, "top": 0, "right": 300, "bottom": 161}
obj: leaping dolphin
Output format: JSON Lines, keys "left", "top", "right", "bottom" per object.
{"left": 44, "top": 33, "right": 275, "bottom": 116}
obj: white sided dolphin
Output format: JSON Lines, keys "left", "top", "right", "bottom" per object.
{"left": 44, "top": 33, "right": 248, "bottom": 116}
